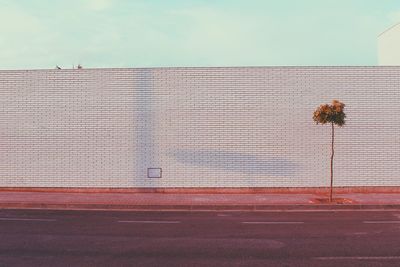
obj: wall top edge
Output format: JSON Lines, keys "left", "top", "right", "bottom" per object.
{"left": 1, "top": 65, "right": 400, "bottom": 72}
{"left": 378, "top": 22, "right": 400, "bottom": 37}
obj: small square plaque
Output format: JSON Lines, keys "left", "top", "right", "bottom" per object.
{"left": 147, "top": 168, "right": 162, "bottom": 178}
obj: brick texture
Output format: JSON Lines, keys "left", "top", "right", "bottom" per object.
{"left": 0, "top": 67, "right": 399, "bottom": 187}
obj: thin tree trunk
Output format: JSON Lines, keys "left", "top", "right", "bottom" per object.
{"left": 330, "top": 122, "right": 335, "bottom": 202}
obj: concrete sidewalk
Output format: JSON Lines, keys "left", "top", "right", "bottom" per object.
{"left": 0, "top": 191, "right": 400, "bottom": 211}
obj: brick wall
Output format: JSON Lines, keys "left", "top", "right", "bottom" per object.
{"left": 0, "top": 67, "right": 399, "bottom": 187}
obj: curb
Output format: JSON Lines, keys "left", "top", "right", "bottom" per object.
{"left": 2, "top": 186, "right": 400, "bottom": 194}
{"left": 1, "top": 203, "right": 400, "bottom": 211}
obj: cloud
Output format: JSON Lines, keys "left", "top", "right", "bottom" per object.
{"left": 0, "top": 3, "right": 43, "bottom": 34}
{"left": 0, "top": 0, "right": 395, "bottom": 69}
{"left": 159, "top": 5, "right": 274, "bottom": 66}
{"left": 388, "top": 10, "right": 400, "bottom": 24}
{"left": 84, "top": 0, "right": 113, "bottom": 11}
{"left": 0, "top": 3, "right": 49, "bottom": 68}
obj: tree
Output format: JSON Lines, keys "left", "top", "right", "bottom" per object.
{"left": 313, "top": 100, "right": 346, "bottom": 202}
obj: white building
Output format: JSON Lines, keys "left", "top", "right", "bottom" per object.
{"left": 1, "top": 67, "right": 400, "bottom": 189}
{"left": 378, "top": 23, "right": 400, "bottom": 65}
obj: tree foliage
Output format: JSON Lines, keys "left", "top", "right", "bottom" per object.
{"left": 313, "top": 100, "right": 346, "bottom": 126}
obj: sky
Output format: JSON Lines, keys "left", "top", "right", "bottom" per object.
{"left": 1, "top": 0, "right": 400, "bottom": 69}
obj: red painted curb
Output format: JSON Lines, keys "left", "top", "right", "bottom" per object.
{"left": 1, "top": 203, "right": 400, "bottom": 211}
{"left": 1, "top": 187, "right": 400, "bottom": 194}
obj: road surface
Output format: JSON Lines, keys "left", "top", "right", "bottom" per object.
{"left": 0, "top": 209, "right": 399, "bottom": 266}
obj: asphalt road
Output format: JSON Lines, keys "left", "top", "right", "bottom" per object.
{"left": 0, "top": 209, "right": 399, "bottom": 267}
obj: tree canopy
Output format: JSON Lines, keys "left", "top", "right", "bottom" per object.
{"left": 313, "top": 100, "right": 346, "bottom": 126}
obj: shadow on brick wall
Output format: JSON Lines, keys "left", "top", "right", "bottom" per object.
{"left": 169, "top": 149, "right": 297, "bottom": 176}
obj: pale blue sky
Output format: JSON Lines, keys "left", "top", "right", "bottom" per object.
{"left": 1, "top": 0, "right": 400, "bottom": 69}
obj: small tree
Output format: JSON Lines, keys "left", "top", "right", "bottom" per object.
{"left": 313, "top": 100, "right": 346, "bottom": 202}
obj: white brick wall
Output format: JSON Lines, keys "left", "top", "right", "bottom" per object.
{"left": 0, "top": 67, "right": 399, "bottom": 187}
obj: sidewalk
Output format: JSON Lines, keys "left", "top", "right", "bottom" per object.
{"left": 0, "top": 191, "right": 400, "bottom": 211}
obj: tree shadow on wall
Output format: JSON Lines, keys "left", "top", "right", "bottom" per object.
{"left": 169, "top": 149, "right": 297, "bottom": 176}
